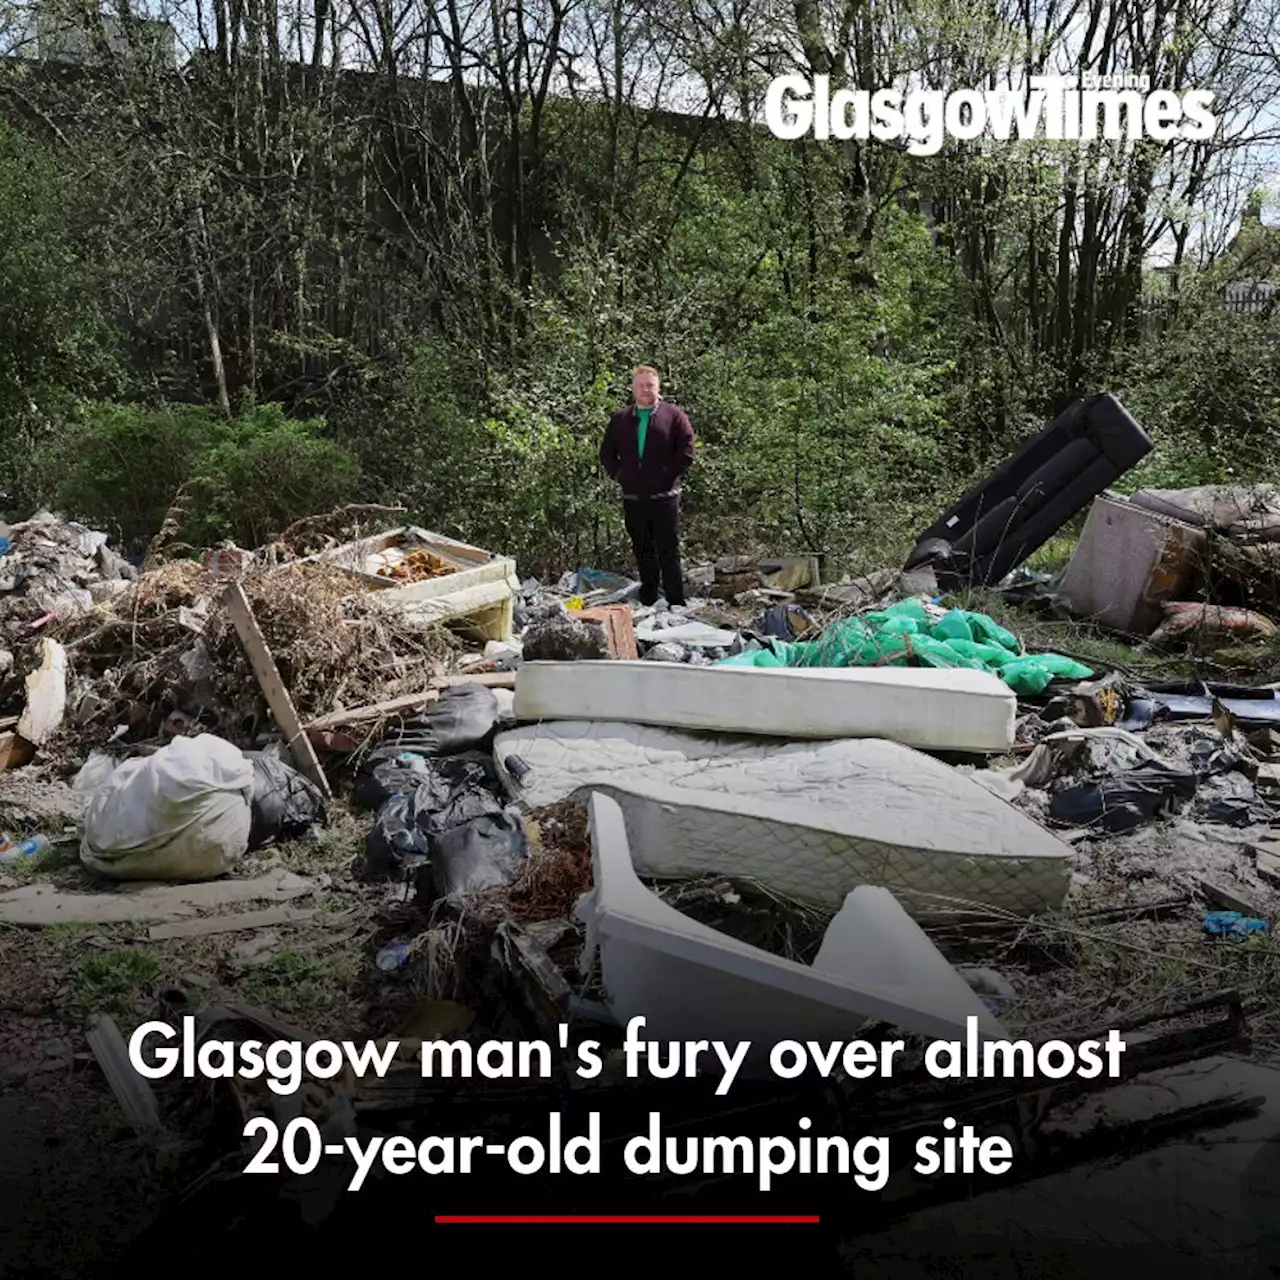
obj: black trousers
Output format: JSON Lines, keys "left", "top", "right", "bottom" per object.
{"left": 623, "top": 495, "right": 685, "bottom": 606}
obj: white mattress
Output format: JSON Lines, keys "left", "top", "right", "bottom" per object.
{"left": 512, "top": 660, "right": 1015, "bottom": 753}
{"left": 495, "top": 720, "right": 1072, "bottom": 917}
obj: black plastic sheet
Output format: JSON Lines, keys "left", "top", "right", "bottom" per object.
{"left": 1049, "top": 760, "right": 1198, "bottom": 834}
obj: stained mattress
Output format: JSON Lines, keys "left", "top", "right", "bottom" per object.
{"left": 495, "top": 720, "right": 1072, "bottom": 916}
{"left": 512, "top": 660, "right": 1015, "bottom": 754}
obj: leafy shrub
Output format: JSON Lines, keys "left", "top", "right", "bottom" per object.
{"left": 38, "top": 400, "right": 360, "bottom": 551}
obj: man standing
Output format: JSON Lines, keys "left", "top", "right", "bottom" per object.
{"left": 599, "top": 365, "right": 695, "bottom": 607}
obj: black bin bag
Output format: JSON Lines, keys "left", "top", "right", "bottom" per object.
{"left": 244, "top": 752, "right": 328, "bottom": 851}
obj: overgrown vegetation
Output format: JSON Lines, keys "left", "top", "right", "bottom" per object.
{"left": 0, "top": 0, "right": 1277, "bottom": 569}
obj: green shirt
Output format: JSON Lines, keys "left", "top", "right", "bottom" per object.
{"left": 636, "top": 406, "right": 652, "bottom": 458}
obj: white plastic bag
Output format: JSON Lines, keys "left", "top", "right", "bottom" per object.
{"left": 80, "top": 734, "right": 255, "bottom": 882}
{"left": 73, "top": 749, "right": 119, "bottom": 793}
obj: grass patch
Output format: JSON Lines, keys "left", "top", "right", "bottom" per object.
{"left": 240, "top": 949, "right": 332, "bottom": 1009}
{"left": 1022, "top": 530, "right": 1079, "bottom": 573}
{"left": 72, "top": 948, "right": 160, "bottom": 1015}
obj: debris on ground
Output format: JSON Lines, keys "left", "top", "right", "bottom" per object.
{"left": 12, "top": 475, "right": 1280, "bottom": 1271}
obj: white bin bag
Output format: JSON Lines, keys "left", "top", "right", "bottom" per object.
{"left": 80, "top": 734, "right": 255, "bottom": 882}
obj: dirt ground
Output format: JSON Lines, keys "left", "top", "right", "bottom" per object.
{"left": 0, "top": 803, "right": 397, "bottom": 1278}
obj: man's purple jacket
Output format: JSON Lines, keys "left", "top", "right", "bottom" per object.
{"left": 599, "top": 399, "right": 696, "bottom": 500}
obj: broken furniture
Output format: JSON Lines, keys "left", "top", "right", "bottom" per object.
{"left": 307, "top": 526, "right": 519, "bottom": 642}
{"left": 496, "top": 721, "right": 1072, "bottom": 915}
{"left": 579, "top": 791, "right": 1005, "bottom": 1069}
{"left": 1127, "top": 484, "right": 1280, "bottom": 616}
{"left": 905, "top": 393, "right": 1154, "bottom": 590}
{"left": 1129, "top": 484, "right": 1280, "bottom": 537}
{"left": 1058, "top": 492, "right": 1207, "bottom": 634}
{"left": 512, "top": 661, "right": 1016, "bottom": 753}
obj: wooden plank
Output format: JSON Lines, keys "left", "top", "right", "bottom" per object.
{"left": 1199, "top": 879, "right": 1264, "bottom": 920}
{"left": 0, "top": 732, "right": 35, "bottom": 774}
{"left": 304, "top": 672, "right": 516, "bottom": 731}
{"left": 148, "top": 906, "right": 316, "bottom": 941}
{"left": 222, "top": 583, "right": 331, "bottom": 798}
{"left": 85, "top": 1013, "right": 166, "bottom": 1138}
{"left": 0, "top": 869, "right": 315, "bottom": 927}
{"left": 496, "top": 921, "right": 572, "bottom": 1031}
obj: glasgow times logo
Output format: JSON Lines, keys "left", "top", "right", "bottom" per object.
{"left": 764, "top": 74, "right": 1217, "bottom": 151}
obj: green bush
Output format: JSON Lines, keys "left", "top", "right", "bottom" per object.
{"left": 39, "top": 400, "right": 361, "bottom": 551}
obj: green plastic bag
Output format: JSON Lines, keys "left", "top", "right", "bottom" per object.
{"left": 931, "top": 610, "right": 975, "bottom": 644}
{"left": 717, "top": 646, "right": 792, "bottom": 668}
{"left": 878, "top": 598, "right": 930, "bottom": 624}
{"left": 944, "top": 638, "right": 1015, "bottom": 666}
{"left": 1029, "top": 652, "right": 1094, "bottom": 679}
{"left": 854, "top": 633, "right": 914, "bottom": 665}
{"left": 798, "top": 618, "right": 870, "bottom": 667}
{"left": 999, "top": 658, "right": 1055, "bottom": 695}
{"left": 967, "top": 612, "right": 1020, "bottom": 653}
{"left": 904, "top": 636, "right": 987, "bottom": 670}
{"left": 878, "top": 617, "right": 921, "bottom": 637}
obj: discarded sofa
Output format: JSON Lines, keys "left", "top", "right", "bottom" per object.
{"left": 496, "top": 721, "right": 1072, "bottom": 916}
{"left": 511, "top": 661, "right": 1016, "bottom": 754}
{"left": 578, "top": 791, "right": 1005, "bottom": 1067}
{"left": 905, "top": 393, "right": 1154, "bottom": 590}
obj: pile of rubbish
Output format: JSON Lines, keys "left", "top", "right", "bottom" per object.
{"left": 0, "top": 516, "right": 473, "bottom": 764}
{"left": 354, "top": 684, "right": 530, "bottom": 902}
{"left": 11, "top": 393, "right": 1280, "bottom": 1242}
{"left": 76, "top": 733, "right": 329, "bottom": 881}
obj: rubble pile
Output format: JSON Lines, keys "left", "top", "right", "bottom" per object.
{"left": 12, "top": 391, "right": 1280, "bottom": 1241}
{"left": 0, "top": 511, "right": 137, "bottom": 704}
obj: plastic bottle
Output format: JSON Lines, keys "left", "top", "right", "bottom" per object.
{"left": 0, "top": 834, "right": 51, "bottom": 864}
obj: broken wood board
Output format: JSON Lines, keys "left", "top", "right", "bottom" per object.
{"left": 197, "top": 999, "right": 320, "bottom": 1046}
{"left": 222, "top": 583, "right": 331, "bottom": 798}
{"left": 1258, "top": 850, "right": 1280, "bottom": 891}
{"left": 304, "top": 672, "right": 517, "bottom": 732}
{"left": 495, "top": 921, "right": 572, "bottom": 1032}
{"left": 17, "top": 638, "right": 66, "bottom": 746}
{"left": 1200, "top": 879, "right": 1264, "bottom": 920}
{"left": 148, "top": 905, "right": 317, "bottom": 941}
{"left": 85, "top": 1013, "right": 165, "bottom": 1137}
{"left": 1255, "top": 762, "right": 1280, "bottom": 794}
{"left": 0, "top": 732, "right": 35, "bottom": 773}
{"left": 0, "top": 868, "right": 314, "bottom": 927}
{"left": 1253, "top": 837, "right": 1280, "bottom": 890}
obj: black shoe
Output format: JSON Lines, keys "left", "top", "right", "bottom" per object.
{"left": 638, "top": 591, "right": 659, "bottom": 607}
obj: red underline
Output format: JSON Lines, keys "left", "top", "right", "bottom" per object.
{"left": 435, "top": 1215, "right": 820, "bottom": 1224}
